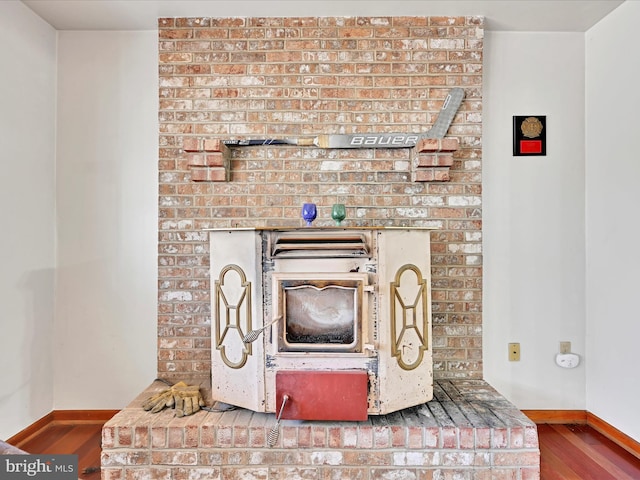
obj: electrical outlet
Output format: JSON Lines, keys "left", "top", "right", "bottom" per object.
{"left": 560, "top": 341, "right": 571, "bottom": 354}
{"left": 508, "top": 343, "right": 520, "bottom": 361}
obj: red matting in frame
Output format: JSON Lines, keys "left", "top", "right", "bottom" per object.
{"left": 513, "top": 115, "right": 546, "bottom": 156}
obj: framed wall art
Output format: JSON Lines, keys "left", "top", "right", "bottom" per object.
{"left": 513, "top": 115, "right": 546, "bottom": 156}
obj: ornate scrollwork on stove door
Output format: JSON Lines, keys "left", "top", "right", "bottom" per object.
{"left": 390, "top": 264, "right": 429, "bottom": 371}
{"left": 214, "top": 264, "right": 252, "bottom": 369}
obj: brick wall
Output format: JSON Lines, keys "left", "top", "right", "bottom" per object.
{"left": 157, "top": 16, "right": 484, "bottom": 382}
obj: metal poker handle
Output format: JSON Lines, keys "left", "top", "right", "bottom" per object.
{"left": 242, "top": 316, "right": 282, "bottom": 344}
{"left": 267, "top": 394, "right": 289, "bottom": 447}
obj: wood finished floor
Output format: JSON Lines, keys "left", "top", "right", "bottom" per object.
{"left": 11, "top": 421, "right": 640, "bottom": 479}
{"left": 538, "top": 424, "right": 640, "bottom": 480}
{"left": 15, "top": 422, "right": 103, "bottom": 480}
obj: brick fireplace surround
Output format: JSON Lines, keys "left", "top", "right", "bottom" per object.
{"left": 102, "top": 15, "right": 540, "bottom": 479}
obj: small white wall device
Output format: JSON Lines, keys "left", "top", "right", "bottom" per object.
{"left": 555, "top": 353, "right": 580, "bottom": 369}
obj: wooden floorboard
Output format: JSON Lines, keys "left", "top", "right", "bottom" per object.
{"left": 538, "top": 424, "right": 640, "bottom": 480}
{"left": 16, "top": 423, "right": 104, "bottom": 480}
{"left": 539, "top": 443, "right": 583, "bottom": 480}
{"left": 16, "top": 424, "right": 76, "bottom": 454}
{"left": 7, "top": 419, "right": 640, "bottom": 479}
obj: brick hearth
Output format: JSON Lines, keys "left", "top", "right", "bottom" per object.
{"left": 101, "top": 379, "right": 539, "bottom": 479}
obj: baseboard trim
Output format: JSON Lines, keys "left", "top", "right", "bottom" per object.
{"left": 522, "top": 409, "right": 640, "bottom": 459}
{"left": 49, "top": 409, "right": 119, "bottom": 423}
{"left": 587, "top": 412, "right": 640, "bottom": 460}
{"left": 4, "top": 412, "right": 55, "bottom": 448}
{"left": 6, "top": 410, "right": 119, "bottom": 449}
{"left": 521, "top": 409, "right": 588, "bottom": 424}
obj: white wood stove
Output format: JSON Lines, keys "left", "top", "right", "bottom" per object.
{"left": 209, "top": 227, "right": 433, "bottom": 421}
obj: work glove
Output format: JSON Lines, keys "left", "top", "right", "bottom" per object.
{"left": 142, "top": 381, "right": 188, "bottom": 413}
{"left": 173, "top": 384, "right": 205, "bottom": 417}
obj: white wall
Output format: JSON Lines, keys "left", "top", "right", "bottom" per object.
{"left": 585, "top": 0, "right": 640, "bottom": 441}
{"left": 54, "top": 31, "right": 158, "bottom": 409}
{"left": 0, "top": 1, "right": 57, "bottom": 439}
{"left": 483, "top": 32, "right": 587, "bottom": 409}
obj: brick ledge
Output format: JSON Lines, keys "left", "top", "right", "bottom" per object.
{"left": 101, "top": 379, "right": 540, "bottom": 478}
{"left": 182, "top": 136, "right": 459, "bottom": 183}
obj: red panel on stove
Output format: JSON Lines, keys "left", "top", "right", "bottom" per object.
{"left": 276, "top": 370, "right": 369, "bottom": 421}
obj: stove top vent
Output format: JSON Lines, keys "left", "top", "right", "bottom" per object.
{"left": 268, "top": 230, "right": 371, "bottom": 259}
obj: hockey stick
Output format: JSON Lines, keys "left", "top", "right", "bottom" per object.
{"left": 223, "top": 87, "right": 464, "bottom": 149}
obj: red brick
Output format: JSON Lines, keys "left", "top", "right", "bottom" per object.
{"left": 414, "top": 153, "right": 454, "bottom": 167}
{"left": 441, "top": 427, "right": 457, "bottom": 448}
{"left": 117, "top": 426, "right": 132, "bottom": 447}
{"left": 184, "top": 424, "right": 199, "bottom": 448}
{"left": 412, "top": 167, "right": 451, "bottom": 182}
{"left": 199, "top": 451, "right": 223, "bottom": 465}
{"left": 168, "top": 426, "right": 184, "bottom": 448}
{"left": 134, "top": 426, "right": 149, "bottom": 448}
{"left": 297, "top": 425, "right": 312, "bottom": 448}
{"left": 407, "top": 426, "right": 424, "bottom": 449}
{"left": 312, "top": 426, "right": 327, "bottom": 447}
{"left": 102, "top": 425, "right": 115, "bottom": 448}
{"left": 328, "top": 426, "right": 342, "bottom": 448}
{"left": 391, "top": 425, "right": 406, "bottom": 447}
{"left": 459, "top": 427, "right": 475, "bottom": 449}
{"left": 222, "top": 451, "right": 246, "bottom": 465}
{"left": 415, "top": 138, "right": 440, "bottom": 152}
{"left": 216, "top": 426, "right": 232, "bottom": 447}
{"left": 510, "top": 427, "right": 524, "bottom": 448}
{"left": 232, "top": 425, "right": 248, "bottom": 447}
{"left": 479, "top": 469, "right": 517, "bottom": 480}
{"left": 525, "top": 425, "right": 539, "bottom": 448}
{"left": 189, "top": 166, "right": 228, "bottom": 182}
{"left": 415, "top": 137, "right": 460, "bottom": 152}
{"left": 127, "top": 467, "right": 173, "bottom": 479}
{"left": 159, "top": 52, "right": 193, "bottom": 63}
{"left": 151, "top": 450, "right": 198, "bottom": 466}
{"left": 182, "top": 137, "right": 200, "bottom": 152}
{"left": 101, "top": 468, "right": 124, "bottom": 480}
{"left": 357, "top": 426, "right": 373, "bottom": 448}
{"left": 371, "top": 468, "right": 415, "bottom": 479}
{"left": 151, "top": 425, "right": 167, "bottom": 449}
{"left": 342, "top": 426, "right": 358, "bottom": 448}
{"left": 276, "top": 426, "right": 294, "bottom": 448}
{"left": 373, "top": 426, "right": 391, "bottom": 448}
{"left": 492, "top": 428, "right": 509, "bottom": 449}
{"left": 208, "top": 153, "right": 228, "bottom": 167}
{"left": 424, "top": 427, "right": 440, "bottom": 448}
{"left": 249, "top": 426, "right": 266, "bottom": 448}
{"left": 475, "top": 428, "right": 491, "bottom": 449}
{"left": 521, "top": 467, "right": 542, "bottom": 480}
{"left": 202, "top": 138, "right": 226, "bottom": 152}
{"left": 172, "top": 467, "right": 220, "bottom": 480}
{"left": 320, "top": 467, "right": 368, "bottom": 479}
{"left": 185, "top": 153, "right": 206, "bottom": 166}
{"left": 493, "top": 451, "right": 541, "bottom": 467}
